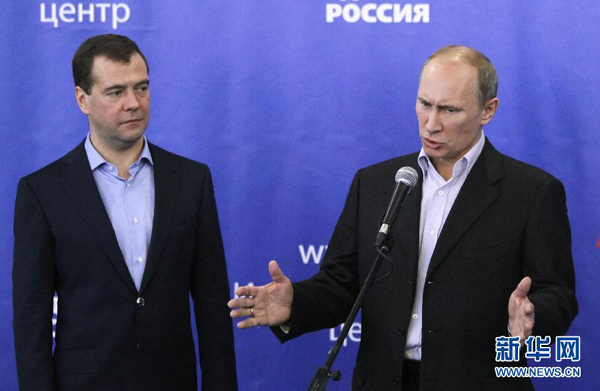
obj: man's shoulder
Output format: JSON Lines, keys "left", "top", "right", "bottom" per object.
{"left": 488, "top": 143, "right": 562, "bottom": 187}
{"left": 21, "top": 141, "right": 85, "bottom": 185}
{"left": 357, "top": 151, "right": 421, "bottom": 180}
{"left": 148, "top": 143, "right": 210, "bottom": 174}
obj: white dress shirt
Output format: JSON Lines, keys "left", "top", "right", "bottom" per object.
{"left": 404, "top": 131, "right": 486, "bottom": 360}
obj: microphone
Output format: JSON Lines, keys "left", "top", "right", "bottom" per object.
{"left": 375, "top": 166, "right": 418, "bottom": 248}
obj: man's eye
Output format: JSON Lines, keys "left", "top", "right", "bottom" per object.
{"left": 136, "top": 86, "right": 149, "bottom": 93}
{"left": 108, "top": 90, "right": 122, "bottom": 97}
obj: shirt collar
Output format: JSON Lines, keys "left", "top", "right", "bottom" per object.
{"left": 418, "top": 130, "right": 486, "bottom": 179}
{"left": 84, "top": 133, "right": 153, "bottom": 171}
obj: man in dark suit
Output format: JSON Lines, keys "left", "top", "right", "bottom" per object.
{"left": 13, "top": 34, "right": 237, "bottom": 390}
{"left": 228, "top": 46, "right": 577, "bottom": 390}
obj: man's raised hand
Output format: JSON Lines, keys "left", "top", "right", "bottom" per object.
{"left": 228, "top": 260, "right": 293, "bottom": 329}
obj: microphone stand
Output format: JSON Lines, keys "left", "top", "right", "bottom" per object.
{"left": 307, "top": 167, "right": 416, "bottom": 390}
{"left": 307, "top": 244, "right": 390, "bottom": 391}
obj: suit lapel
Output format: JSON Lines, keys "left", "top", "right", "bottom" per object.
{"left": 139, "top": 144, "right": 179, "bottom": 294}
{"left": 60, "top": 142, "right": 138, "bottom": 294}
{"left": 427, "top": 140, "right": 503, "bottom": 275}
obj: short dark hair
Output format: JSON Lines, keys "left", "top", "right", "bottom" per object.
{"left": 422, "top": 45, "right": 498, "bottom": 108}
{"left": 72, "top": 34, "right": 149, "bottom": 95}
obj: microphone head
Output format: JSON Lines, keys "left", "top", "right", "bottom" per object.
{"left": 395, "top": 166, "right": 418, "bottom": 188}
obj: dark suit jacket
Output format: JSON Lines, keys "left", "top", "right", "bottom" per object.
{"left": 13, "top": 141, "right": 238, "bottom": 391}
{"left": 275, "top": 140, "right": 577, "bottom": 390}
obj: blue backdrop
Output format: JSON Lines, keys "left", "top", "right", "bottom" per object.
{"left": 1, "top": 1, "right": 598, "bottom": 390}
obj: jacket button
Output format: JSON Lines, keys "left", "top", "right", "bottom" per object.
{"left": 136, "top": 297, "right": 145, "bottom": 307}
{"left": 393, "top": 377, "right": 401, "bottom": 385}
{"left": 398, "top": 327, "right": 406, "bottom": 335}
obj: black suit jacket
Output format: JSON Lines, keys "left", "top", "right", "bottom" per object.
{"left": 13, "top": 141, "right": 238, "bottom": 391}
{"left": 275, "top": 140, "right": 577, "bottom": 390}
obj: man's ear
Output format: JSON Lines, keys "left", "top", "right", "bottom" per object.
{"left": 481, "top": 97, "right": 499, "bottom": 125}
{"left": 75, "top": 86, "right": 90, "bottom": 115}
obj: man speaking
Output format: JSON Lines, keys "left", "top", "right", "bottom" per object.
{"left": 228, "top": 46, "right": 577, "bottom": 390}
{"left": 13, "top": 34, "right": 237, "bottom": 390}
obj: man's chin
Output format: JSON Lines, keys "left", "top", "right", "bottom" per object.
{"left": 120, "top": 119, "right": 147, "bottom": 132}
{"left": 122, "top": 122, "right": 147, "bottom": 137}
{"left": 113, "top": 131, "right": 146, "bottom": 150}
{"left": 423, "top": 145, "right": 446, "bottom": 159}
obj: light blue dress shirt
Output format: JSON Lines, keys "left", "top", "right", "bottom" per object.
{"left": 404, "top": 131, "right": 486, "bottom": 360}
{"left": 84, "top": 134, "right": 155, "bottom": 291}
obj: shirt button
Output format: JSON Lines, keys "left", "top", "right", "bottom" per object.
{"left": 126, "top": 183, "right": 131, "bottom": 187}
{"left": 108, "top": 166, "right": 114, "bottom": 171}
{"left": 133, "top": 217, "right": 139, "bottom": 224}
{"left": 412, "top": 314, "right": 418, "bottom": 320}
{"left": 137, "top": 256, "right": 143, "bottom": 263}
{"left": 429, "top": 230, "right": 435, "bottom": 236}
{"left": 136, "top": 297, "right": 145, "bottom": 306}
{"left": 407, "top": 351, "right": 414, "bottom": 357}
{"left": 438, "top": 190, "right": 444, "bottom": 195}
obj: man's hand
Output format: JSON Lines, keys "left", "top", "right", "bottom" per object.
{"left": 508, "top": 276, "right": 535, "bottom": 345}
{"left": 228, "top": 260, "right": 293, "bottom": 329}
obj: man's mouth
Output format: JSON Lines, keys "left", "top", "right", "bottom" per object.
{"left": 423, "top": 138, "right": 443, "bottom": 149}
{"left": 121, "top": 118, "right": 143, "bottom": 125}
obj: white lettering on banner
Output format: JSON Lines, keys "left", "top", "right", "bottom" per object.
{"left": 112, "top": 3, "right": 130, "bottom": 30}
{"left": 78, "top": 3, "right": 95, "bottom": 22}
{"left": 96, "top": 3, "right": 111, "bottom": 22}
{"left": 233, "top": 281, "right": 255, "bottom": 299}
{"left": 40, "top": 2, "right": 130, "bottom": 29}
{"left": 344, "top": 4, "right": 360, "bottom": 23}
{"left": 59, "top": 3, "right": 76, "bottom": 23}
{"left": 412, "top": 4, "right": 429, "bottom": 23}
{"left": 329, "top": 322, "right": 361, "bottom": 346}
{"left": 299, "top": 245, "right": 328, "bottom": 265}
{"left": 325, "top": 1, "right": 430, "bottom": 24}
{"left": 40, "top": 3, "right": 58, "bottom": 27}
{"left": 395, "top": 3, "right": 412, "bottom": 22}
{"left": 362, "top": 4, "right": 377, "bottom": 23}
{"left": 377, "top": 4, "right": 393, "bottom": 23}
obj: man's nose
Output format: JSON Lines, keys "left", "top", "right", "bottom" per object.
{"left": 425, "top": 110, "right": 441, "bottom": 133}
{"left": 123, "top": 90, "right": 141, "bottom": 111}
